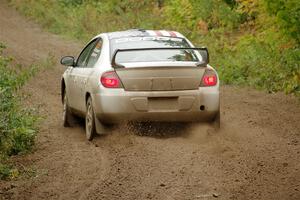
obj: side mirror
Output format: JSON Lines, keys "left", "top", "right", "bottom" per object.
{"left": 60, "top": 56, "right": 75, "bottom": 66}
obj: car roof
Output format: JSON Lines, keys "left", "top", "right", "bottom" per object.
{"left": 101, "top": 29, "right": 185, "bottom": 40}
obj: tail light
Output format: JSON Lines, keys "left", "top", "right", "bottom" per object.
{"left": 100, "top": 71, "right": 122, "bottom": 88}
{"left": 200, "top": 69, "right": 218, "bottom": 87}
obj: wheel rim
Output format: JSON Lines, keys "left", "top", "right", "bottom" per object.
{"left": 86, "top": 101, "right": 93, "bottom": 138}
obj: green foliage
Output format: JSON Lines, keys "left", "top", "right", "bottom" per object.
{"left": 223, "top": 0, "right": 237, "bottom": 8}
{"left": 163, "top": 0, "right": 241, "bottom": 36}
{"left": 264, "top": 0, "right": 300, "bottom": 42}
{"left": 9, "top": 0, "right": 300, "bottom": 96}
{"left": 58, "top": 0, "right": 83, "bottom": 7}
{"left": 0, "top": 43, "right": 39, "bottom": 179}
{"left": 10, "top": 0, "right": 162, "bottom": 41}
{"left": 214, "top": 33, "right": 299, "bottom": 94}
{"left": 163, "top": 0, "right": 197, "bottom": 36}
{"left": 0, "top": 163, "right": 19, "bottom": 180}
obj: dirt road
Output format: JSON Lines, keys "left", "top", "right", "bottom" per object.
{"left": 0, "top": 1, "right": 299, "bottom": 200}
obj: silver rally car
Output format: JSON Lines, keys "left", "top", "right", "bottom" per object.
{"left": 60, "top": 29, "right": 220, "bottom": 140}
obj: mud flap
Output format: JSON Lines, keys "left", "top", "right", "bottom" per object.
{"left": 65, "top": 110, "right": 77, "bottom": 127}
{"left": 94, "top": 113, "right": 109, "bottom": 135}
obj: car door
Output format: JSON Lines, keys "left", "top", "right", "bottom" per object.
{"left": 68, "top": 39, "right": 98, "bottom": 112}
{"left": 77, "top": 38, "right": 103, "bottom": 113}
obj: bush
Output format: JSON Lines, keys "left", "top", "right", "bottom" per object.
{"left": 264, "top": 0, "right": 300, "bottom": 42}
{"left": 0, "top": 43, "right": 38, "bottom": 179}
{"left": 214, "top": 33, "right": 299, "bottom": 94}
{"left": 163, "top": 0, "right": 241, "bottom": 37}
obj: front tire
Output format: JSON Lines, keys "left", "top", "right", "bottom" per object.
{"left": 63, "top": 92, "right": 73, "bottom": 127}
{"left": 85, "top": 97, "right": 96, "bottom": 141}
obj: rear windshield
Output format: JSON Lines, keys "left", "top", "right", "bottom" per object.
{"left": 111, "top": 37, "right": 201, "bottom": 63}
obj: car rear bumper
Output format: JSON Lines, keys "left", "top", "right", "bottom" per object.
{"left": 92, "top": 87, "right": 219, "bottom": 123}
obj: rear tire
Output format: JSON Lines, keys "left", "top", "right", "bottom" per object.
{"left": 63, "top": 92, "right": 73, "bottom": 127}
{"left": 85, "top": 97, "right": 96, "bottom": 141}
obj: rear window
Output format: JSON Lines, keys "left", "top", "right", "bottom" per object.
{"left": 111, "top": 37, "right": 201, "bottom": 63}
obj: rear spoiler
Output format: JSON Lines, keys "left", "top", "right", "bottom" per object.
{"left": 111, "top": 47, "right": 209, "bottom": 68}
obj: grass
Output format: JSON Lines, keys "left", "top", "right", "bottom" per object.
{"left": 0, "top": 43, "right": 54, "bottom": 180}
